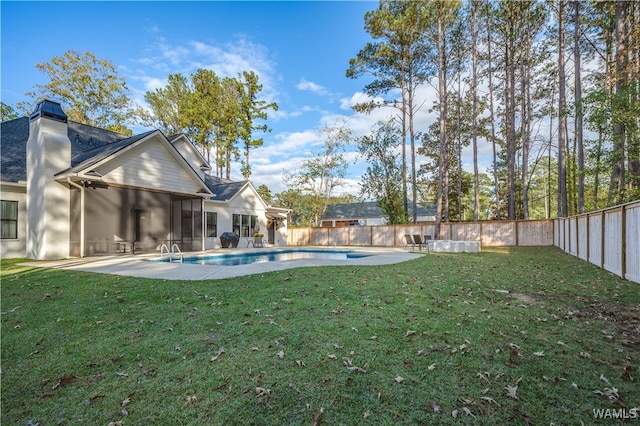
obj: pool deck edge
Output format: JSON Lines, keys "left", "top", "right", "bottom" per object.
{"left": 20, "top": 247, "right": 424, "bottom": 281}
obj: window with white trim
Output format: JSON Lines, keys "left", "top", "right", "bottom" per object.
{"left": 206, "top": 212, "right": 217, "bottom": 237}
{"left": 1, "top": 200, "right": 18, "bottom": 239}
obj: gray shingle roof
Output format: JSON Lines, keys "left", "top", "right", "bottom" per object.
{"left": 1, "top": 116, "right": 242, "bottom": 202}
{"left": 1, "top": 116, "right": 130, "bottom": 182}
{"left": 322, "top": 201, "right": 435, "bottom": 220}
{"left": 205, "top": 175, "right": 248, "bottom": 201}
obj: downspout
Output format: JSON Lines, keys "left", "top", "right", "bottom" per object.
{"left": 67, "top": 178, "right": 85, "bottom": 257}
{"left": 200, "top": 198, "right": 205, "bottom": 251}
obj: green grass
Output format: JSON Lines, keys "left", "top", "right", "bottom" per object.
{"left": 2, "top": 247, "right": 639, "bottom": 425}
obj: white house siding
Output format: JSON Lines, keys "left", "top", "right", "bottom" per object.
{"left": 0, "top": 184, "right": 27, "bottom": 258}
{"left": 171, "top": 137, "right": 207, "bottom": 180}
{"left": 204, "top": 185, "right": 288, "bottom": 249}
{"left": 94, "top": 137, "right": 203, "bottom": 196}
{"left": 204, "top": 201, "right": 226, "bottom": 250}
{"left": 227, "top": 187, "right": 267, "bottom": 246}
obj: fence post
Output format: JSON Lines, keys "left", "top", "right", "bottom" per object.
{"left": 621, "top": 204, "right": 627, "bottom": 280}
{"left": 585, "top": 213, "right": 590, "bottom": 261}
{"left": 600, "top": 210, "right": 605, "bottom": 268}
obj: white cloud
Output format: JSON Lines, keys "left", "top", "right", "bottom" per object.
{"left": 132, "top": 35, "right": 280, "bottom": 104}
{"left": 296, "top": 78, "right": 329, "bottom": 96}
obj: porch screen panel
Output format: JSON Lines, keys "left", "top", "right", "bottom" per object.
{"left": 193, "top": 200, "right": 202, "bottom": 239}
{"left": 171, "top": 196, "right": 202, "bottom": 251}
{"left": 172, "top": 198, "right": 182, "bottom": 245}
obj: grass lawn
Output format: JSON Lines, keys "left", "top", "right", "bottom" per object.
{"left": 2, "top": 247, "right": 639, "bottom": 425}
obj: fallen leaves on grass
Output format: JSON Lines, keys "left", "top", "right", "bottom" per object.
{"left": 593, "top": 387, "right": 620, "bottom": 403}
{"left": 343, "top": 357, "right": 367, "bottom": 373}
{"left": 452, "top": 407, "right": 476, "bottom": 419}
{"left": 505, "top": 377, "right": 522, "bottom": 399}
{"left": 182, "top": 395, "right": 198, "bottom": 408}
{"left": 52, "top": 375, "right": 75, "bottom": 390}
{"left": 210, "top": 347, "right": 225, "bottom": 361}
{"left": 477, "top": 372, "right": 490, "bottom": 385}
{"left": 481, "top": 396, "right": 500, "bottom": 406}
{"left": 311, "top": 406, "right": 324, "bottom": 426}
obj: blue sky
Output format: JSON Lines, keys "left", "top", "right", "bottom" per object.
{"left": 2, "top": 1, "right": 485, "bottom": 196}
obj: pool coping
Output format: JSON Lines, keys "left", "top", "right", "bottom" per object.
{"left": 23, "top": 246, "right": 424, "bottom": 281}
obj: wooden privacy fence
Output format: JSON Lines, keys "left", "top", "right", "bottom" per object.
{"left": 288, "top": 219, "right": 554, "bottom": 248}
{"left": 554, "top": 200, "right": 640, "bottom": 284}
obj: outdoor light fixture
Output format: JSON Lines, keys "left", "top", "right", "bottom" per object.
{"left": 83, "top": 180, "right": 109, "bottom": 189}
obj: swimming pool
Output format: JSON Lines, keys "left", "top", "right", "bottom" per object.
{"left": 155, "top": 249, "right": 371, "bottom": 266}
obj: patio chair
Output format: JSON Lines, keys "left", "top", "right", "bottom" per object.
{"left": 413, "top": 234, "right": 426, "bottom": 251}
{"left": 424, "top": 235, "right": 433, "bottom": 253}
{"left": 404, "top": 234, "right": 416, "bottom": 250}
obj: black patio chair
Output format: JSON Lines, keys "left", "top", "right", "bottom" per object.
{"left": 404, "top": 234, "right": 416, "bottom": 250}
{"left": 424, "top": 235, "right": 433, "bottom": 253}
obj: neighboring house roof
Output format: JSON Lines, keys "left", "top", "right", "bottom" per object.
{"left": 322, "top": 201, "right": 436, "bottom": 220}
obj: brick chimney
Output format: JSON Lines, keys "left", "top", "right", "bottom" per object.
{"left": 26, "top": 100, "right": 71, "bottom": 260}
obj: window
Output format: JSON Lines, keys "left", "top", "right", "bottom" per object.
{"left": 232, "top": 214, "right": 257, "bottom": 237}
{"left": 206, "top": 212, "right": 217, "bottom": 237}
{"left": 1, "top": 200, "right": 18, "bottom": 239}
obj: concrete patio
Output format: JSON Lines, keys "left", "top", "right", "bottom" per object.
{"left": 25, "top": 247, "right": 423, "bottom": 281}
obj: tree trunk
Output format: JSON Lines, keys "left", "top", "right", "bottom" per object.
{"left": 435, "top": 16, "right": 448, "bottom": 239}
{"left": 409, "top": 80, "right": 417, "bottom": 224}
{"left": 457, "top": 73, "right": 463, "bottom": 221}
{"left": 610, "top": 0, "right": 627, "bottom": 204}
{"left": 558, "top": 0, "right": 568, "bottom": 217}
{"left": 507, "top": 22, "right": 517, "bottom": 221}
{"left": 574, "top": 0, "right": 585, "bottom": 214}
{"left": 472, "top": 1, "right": 479, "bottom": 222}
{"left": 486, "top": 3, "right": 501, "bottom": 220}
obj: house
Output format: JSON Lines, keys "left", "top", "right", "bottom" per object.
{"left": 0, "top": 99, "right": 289, "bottom": 260}
{"left": 320, "top": 201, "right": 436, "bottom": 227}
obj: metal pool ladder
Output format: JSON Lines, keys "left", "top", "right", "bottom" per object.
{"left": 160, "top": 243, "right": 183, "bottom": 263}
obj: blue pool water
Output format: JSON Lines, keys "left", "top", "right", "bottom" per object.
{"left": 156, "top": 249, "right": 370, "bottom": 266}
